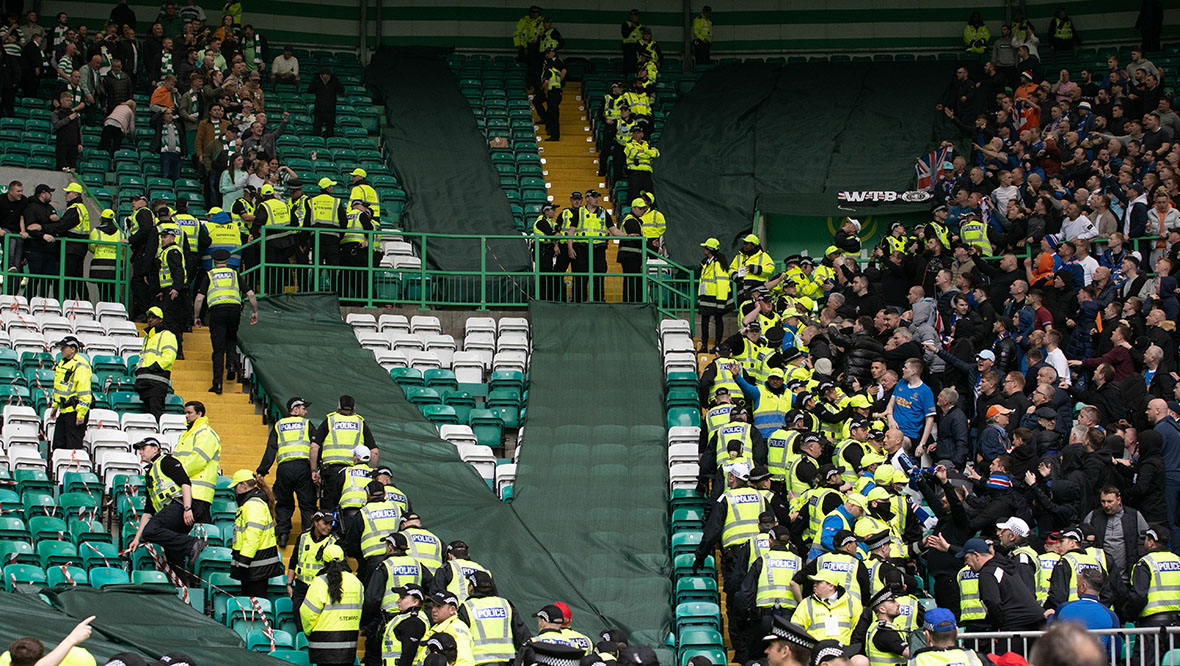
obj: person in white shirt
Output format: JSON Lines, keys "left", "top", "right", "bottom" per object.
{"left": 1074, "top": 240, "right": 1099, "bottom": 285}
{"left": 1060, "top": 201, "right": 1098, "bottom": 242}
{"left": 272, "top": 46, "right": 300, "bottom": 83}
{"left": 1043, "top": 329, "right": 1070, "bottom": 386}
{"left": 992, "top": 170, "right": 1020, "bottom": 213}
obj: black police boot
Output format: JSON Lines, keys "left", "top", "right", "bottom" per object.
{"left": 226, "top": 368, "right": 237, "bottom": 381}
{"left": 209, "top": 384, "right": 222, "bottom": 394}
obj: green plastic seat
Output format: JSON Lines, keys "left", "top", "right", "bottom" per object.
{"left": 673, "top": 553, "right": 712, "bottom": 579}
{"left": 0, "top": 489, "right": 20, "bottom": 515}
{"left": 196, "top": 546, "right": 233, "bottom": 579}
{"left": 675, "top": 576, "right": 718, "bottom": 605}
{"left": 666, "top": 388, "right": 699, "bottom": 409}
{"left": 58, "top": 492, "right": 99, "bottom": 522}
{"left": 211, "top": 500, "right": 236, "bottom": 523}
{"left": 390, "top": 367, "right": 425, "bottom": 388}
{"left": 131, "top": 570, "right": 173, "bottom": 587}
{"left": 0, "top": 518, "right": 29, "bottom": 541}
{"left": 666, "top": 407, "right": 701, "bottom": 429}
{"left": 424, "top": 369, "right": 458, "bottom": 393}
{"left": 3, "top": 563, "right": 46, "bottom": 590}
{"left": 271, "top": 649, "right": 310, "bottom": 665}
{"left": 671, "top": 531, "right": 703, "bottom": 559}
{"left": 467, "top": 409, "right": 503, "bottom": 447}
{"left": 21, "top": 492, "right": 57, "bottom": 519}
{"left": 678, "top": 648, "right": 725, "bottom": 666}
{"left": 69, "top": 520, "right": 111, "bottom": 545}
{"left": 89, "top": 566, "right": 130, "bottom": 588}
{"left": 671, "top": 507, "right": 704, "bottom": 533}
{"left": 46, "top": 565, "right": 89, "bottom": 587}
{"left": 677, "top": 627, "right": 723, "bottom": 649}
{"left": 29, "top": 516, "right": 69, "bottom": 542}
{"left": 164, "top": 394, "right": 185, "bottom": 414}
{"left": 675, "top": 601, "right": 722, "bottom": 633}
{"left": 0, "top": 540, "right": 37, "bottom": 565}
{"left": 37, "top": 540, "right": 77, "bottom": 568}
{"left": 61, "top": 472, "right": 102, "bottom": 495}
{"left": 405, "top": 387, "right": 442, "bottom": 406}
{"left": 665, "top": 371, "right": 698, "bottom": 392}
{"left": 443, "top": 391, "right": 476, "bottom": 424}
{"left": 422, "top": 405, "right": 459, "bottom": 426}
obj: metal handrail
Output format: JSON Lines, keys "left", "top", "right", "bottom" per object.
{"left": 0, "top": 235, "right": 130, "bottom": 304}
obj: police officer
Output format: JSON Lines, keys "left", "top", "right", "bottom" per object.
{"left": 1045, "top": 526, "right": 1106, "bottom": 611}
{"left": 533, "top": 48, "right": 565, "bottom": 141}
{"left": 58, "top": 182, "right": 90, "bottom": 299}
{"left": 126, "top": 194, "right": 157, "bottom": 319}
{"left": 199, "top": 207, "right": 244, "bottom": 271}
{"left": 313, "top": 395, "right": 378, "bottom": 512}
{"left": 338, "top": 444, "right": 375, "bottom": 545}
{"left": 251, "top": 183, "right": 295, "bottom": 290}
{"left": 620, "top": 9, "right": 644, "bottom": 71}
{"left": 228, "top": 468, "right": 283, "bottom": 597}
{"left": 789, "top": 569, "right": 862, "bottom": 646}
{"left": 419, "top": 592, "right": 476, "bottom": 666}
{"left": 532, "top": 203, "right": 562, "bottom": 301}
{"left": 736, "top": 525, "right": 802, "bottom": 661}
{"left": 564, "top": 191, "right": 612, "bottom": 303}
{"left": 432, "top": 540, "right": 492, "bottom": 603}
{"left": 362, "top": 532, "right": 427, "bottom": 666}
{"left": 615, "top": 198, "right": 645, "bottom": 302}
{"left": 155, "top": 225, "right": 187, "bottom": 357}
{"left": 402, "top": 513, "right": 445, "bottom": 574}
{"left": 192, "top": 248, "right": 257, "bottom": 393}
{"left": 556, "top": 192, "right": 583, "bottom": 282}
{"left": 127, "top": 437, "right": 205, "bottom": 571}
{"left": 258, "top": 396, "right": 319, "bottom": 546}
{"left": 622, "top": 124, "right": 659, "bottom": 203}
{"left": 87, "top": 208, "right": 125, "bottom": 302}
{"left": 49, "top": 335, "right": 92, "bottom": 455}
{"left": 301, "top": 543, "right": 364, "bottom": 666}
{"left": 175, "top": 400, "right": 221, "bottom": 523}
{"left": 308, "top": 177, "right": 348, "bottom": 270}
{"left": 288, "top": 510, "right": 337, "bottom": 634}
{"left": 341, "top": 200, "right": 376, "bottom": 296}
{"left": 864, "top": 587, "right": 909, "bottom": 666}
{"left": 691, "top": 6, "right": 712, "bottom": 65}
{"left": 287, "top": 178, "right": 309, "bottom": 232}
{"left": 760, "top": 616, "right": 817, "bottom": 666}
{"left": 373, "top": 466, "right": 411, "bottom": 516}
{"left": 730, "top": 234, "right": 775, "bottom": 298}
{"left": 523, "top": 604, "right": 586, "bottom": 656}
{"left": 381, "top": 584, "right": 429, "bottom": 666}
{"left": 349, "top": 168, "right": 382, "bottom": 224}
{"left": 909, "top": 608, "right": 987, "bottom": 666}
{"left": 457, "top": 571, "right": 531, "bottom": 666}
{"left": 172, "top": 197, "right": 201, "bottom": 287}
{"left": 134, "top": 306, "right": 177, "bottom": 419}
{"left": 796, "top": 530, "right": 870, "bottom": 605}
{"left": 359, "top": 480, "right": 402, "bottom": 579}
{"left": 694, "top": 465, "right": 777, "bottom": 593}
{"left": 1126, "top": 525, "right": 1180, "bottom": 666}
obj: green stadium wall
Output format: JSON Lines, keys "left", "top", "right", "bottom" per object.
{"left": 50, "top": 1, "right": 1180, "bottom": 54}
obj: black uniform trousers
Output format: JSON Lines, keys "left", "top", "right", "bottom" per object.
{"left": 552, "top": 245, "right": 572, "bottom": 301}
{"left": 618, "top": 248, "right": 644, "bottom": 303}
{"left": 50, "top": 410, "right": 88, "bottom": 476}
{"left": 1136, "top": 611, "right": 1179, "bottom": 666}
{"left": 156, "top": 288, "right": 186, "bottom": 358}
{"left": 571, "top": 241, "right": 607, "bottom": 303}
{"left": 533, "top": 88, "right": 561, "bottom": 139}
{"left": 274, "top": 459, "right": 317, "bottom": 541}
{"left": 627, "top": 169, "right": 653, "bottom": 203}
{"left": 135, "top": 376, "right": 170, "bottom": 419}
{"left": 142, "top": 502, "right": 198, "bottom": 569}
{"left": 208, "top": 303, "right": 242, "bottom": 389}
{"left": 291, "top": 580, "right": 310, "bottom": 633}
{"left": 694, "top": 40, "right": 711, "bottom": 65}
{"left": 131, "top": 273, "right": 153, "bottom": 320}
{"left": 318, "top": 463, "right": 348, "bottom": 513}
{"left": 719, "top": 547, "right": 750, "bottom": 662}
{"left": 339, "top": 241, "right": 370, "bottom": 299}
{"left": 537, "top": 243, "right": 560, "bottom": 301}
{"left": 263, "top": 239, "right": 297, "bottom": 294}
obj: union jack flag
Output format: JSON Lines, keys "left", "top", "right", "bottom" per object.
{"left": 915, "top": 147, "right": 953, "bottom": 191}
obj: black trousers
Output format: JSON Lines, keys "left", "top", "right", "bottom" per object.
{"left": 142, "top": 502, "right": 197, "bottom": 569}
{"left": 263, "top": 240, "right": 296, "bottom": 293}
{"left": 1136, "top": 611, "right": 1178, "bottom": 666}
{"left": 628, "top": 169, "right": 653, "bottom": 202}
{"left": 55, "top": 142, "right": 79, "bottom": 171}
{"left": 50, "top": 410, "right": 87, "bottom": 464}
{"left": 622, "top": 43, "right": 639, "bottom": 72}
{"left": 571, "top": 242, "right": 607, "bottom": 303}
{"left": 90, "top": 258, "right": 118, "bottom": 302}
{"left": 699, "top": 306, "right": 726, "bottom": 351}
{"left": 694, "top": 40, "right": 711, "bottom": 65}
{"left": 618, "top": 249, "right": 643, "bottom": 302}
{"left": 340, "top": 508, "right": 363, "bottom": 560}
{"left": 318, "top": 464, "right": 347, "bottom": 513}
{"left": 274, "top": 460, "right": 317, "bottom": 540}
{"left": 239, "top": 577, "right": 268, "bottom": 597}
{"left": 135, "top": 378, "right": 169, "bottom": 419}
{"left": 340, "top": 242, "right": 370, "bottom": 299}
{"left": 208, "top": 304, "right": 242, "bottom": 389}
{"left": 533, "top": 88, "right": 561, "bottom": 139}
{"left": 98, "top": 125, "right": 123, "bottom": 155}
{"left": 292, "top": 580, "right": 310, "bottom": 633}
{"left": 192, "top": 499, "right": 212, "bottom": 524}
{"left": 313, "top": 111, "right": 336, "bottom": 137}
{"left": 131, "top": 274, "right": 152, "bottom": 320}
{"left": 537, "top": 245, "right": 560, "bottom": 301}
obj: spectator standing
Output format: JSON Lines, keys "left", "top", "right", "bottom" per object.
{"left": 115, "top": 27, "right": 141, "bottom": 81}
{"left": 109, "top": 0, "right": 137, "bottom": 33}
{"left": 98, "top": 99, "right": 135, "bottom": 157}
{"left": 242, "top": 112, "right": 288, "bottom": 158}
{"left": 691, "top": 6, "right": 712, "bottom": 65}
{"left": 884, "top": 357, "right": 936, "bottom": 451}
{"left": 102, "top": 58, "right": 133, "bottom": 112}
{"left": 272, "top": 45, "right": 299, "bottom": 83}
{"left": 179, "top": 74, "right": 204, "bottom": 155}
{"left": 1146, "top": 399, "right": 1180, "bottom": 552}
{"left": 1085, "top": 485, "right": 1148, "bottom": 584}
{"left": 51, "top": 90, "right": 82, "bottom": 171}
{"left": 308, "top": 67, "right": 343, "bottom": 137}
{"left": 1136, "top": 0, "right": 1163, "bottom": 52}
{"left": 152, "top": 107, "right": 186, "bottom": 182}
{"left": 240, "top": 24, "right": 267, "bottom": 72}
{"left": 20, "top": 33, "right": 48, "bottom": 97}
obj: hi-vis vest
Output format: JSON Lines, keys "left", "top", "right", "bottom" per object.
{"left": 302, "top": 570, "right": 364, "bottom": 657}
{"left": 89, "top": 227, "right": 124, "bottom": 260}
{"left": 730, "top": 250, "right": 774, "bottom": 286}
{"left": 721, "top": 488, "right": 774, "bottom": 549}
{"left": 293, "top": 531, "right": 337, "bottom": 585}
{"left": 706, "top": 404, "right": 733, "bottom": 437}
{"left": 575, "top": 206, "right": 608, "bottom": 243}
{"left": 911, "top": 648, "right": 985, "bottom": 666}
{"left": 403, "top": 527, "right": 444, "bottom": 571}
{"left": 793, "top": 593, "right": 858, "bottom": 644}
{"left": 804, "top": 488, "right": 840, "bottom": 542}
{"left": 379, "top": 555, "right": 424, "bottom": 610}
{"left": 158, "top": 243, "right": 185, "bottom": 288}
{"left": 339, "top": 463, "right": 375, "bottom": 509}
{"left": 343, "top": 209, "right": 368, "bottom": 245}
{"left": 621, "top": 91, "right": 650, "bottom": 117}
{"left": 360, "top": 500, "right": 402, "bottom": 558}
{"left": 383, "top": 609, "right": 428, "bottom": 666}
{"left": 259, "top": 197, "right": 292, "bottom": 239}
{"left": 833, "top": 438, "right": 869, "bottom": 485}
{"left": 957, "top": 566, "right": 985, "bottom": 621}
{"left": 960, "top": 219, "right": 992, "bottom": 256}
{"left": 1035, "top": 552, "right": 1060, "bottom": 603}
{"left": 893, "top": 595, "right": 920, "bottom": 634}
{"left": 289, "top": 194, "right": 308, "bottom": 227}
{"left": 866, "top": 622, "right": 906, "bottom": 666}
{"left": 66, "top": 201, "right": 91, "bottom": 237}
{"left": 462, "top": 596, "right": 516, "bottom": 664}
{"left": 174, "top": 415, "right": 220, "bottom": 504}
{"left": 385, "top": 484, "right": 410, "bottom": 515}
{"left": 766, "top": 428, "right": 798, "bottom": 482}
{"left": 310, "top": 193, "right": 340, "bottom": 228}
{"left": 748, "top": 532, "right": 772, "bottom": 569}
{"left": 350, "top": 182, "right": 381, "bottom": 220}
{"left": 275, "top": 416, "right": 311, "bottom": 464}
{"left": 603, "top": 94, "right": 624, "bottom": 122}
{"left": 544, "top": 61, "right": 562, "bottom": 92}
{"left": 137, "top": 326, "right": 177, "bottom": 384}
{"left": 784, "top": 454, "right": 814, "bottom": 498}
{"left": 710, "top": 357, "right": 742, "bottom": 399}
{"left": 1060, "top": 551, "right": 1102, "bottom": 602}
{"left": 206, "top": 267, "right": 242, "bottom": 307}
{"left": 884, "top": 235, "right": 908, "bottom": 255}
{"left": 756, "top": 549, "right": 801, "bottom": 609}
{"left": 148, "top": 455, "right": 181, "bottom": 512}
{"left": 322, "top": 412, "right": 364, "bottom": 465}
{"left": 173, "top": 213, "right": 200, "bottom": 251}
{"left": 817, "top": 552, "right": 861, "bottom": 603}
{"left": 1133, "top": 550, "right": 1180, "bottom": 617}
{"left": 203, "top": 217, "right": 243, "bottom": 269}
{"left": 715, "top": 422, "right": 753, "bottom": 468}
{"left": 753, "top": 387, "right": 792, "bottom": 436}
{"left": 53, "top": 354, "right": 92, "bottom": 417}
{"left": 446, "top": 559, "right": 491, "bottom": 602}
{"left": 699, "top": 257, "right": 731, "bottom": 304}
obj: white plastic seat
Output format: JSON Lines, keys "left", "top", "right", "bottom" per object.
{"left": 356, "top": 331, "right": 391, "bottom": 352}
{"left": 3, "top": 311, "right": 40, "bottom": 333}
{"left": 113, "top": 336, "right": 143, "bottom": 358}
{"left": 662, "top": 335, "right": 695, "bottom": 354}
{"left": 496, "top": 332, "right": 529, "bottom": 354}
{"left": 42, "top": 411, "right": 57, "bottom": 444}
{"left": 52, "top": 448, "right": 93, "bottom": 479}
{"left": 121, "top": 413, "right": 160, "bottom": 436}
{"left": 495, "top": 463, "right": 516, "bottom": 497}
{"left": 492, "top": 350, "right": 528, "bottom": 374}
{"left": 80, "top": 334, "right": 118, "bottom": 357}
{"left": 391, "top": 334, "right": 425, "bottom": 353}
{"left": 3, "top": 405, "right": 39, "bottom": 430}
{"left": 464, "top": 317, "right": 497, "bottom": 338}
{"left": 451, "top": 352, "right": 485, "bottom": 384}
{"left": 95, "top": 302, "right": 129, "bottom": 322}
{"left": 663, "top": 352, "right": 698, "bottom": 375}
{"left": 7, "top": 444, "right": 43, "bottom": 472}
{"left": 383, "top": 241, "right": 414, "bottom": 257}
{"left": 669, "top": 463, "right": 700, "bottom": 491}
{"left": 38, "top": 315, "right": 74, "bottom": 341}
{"left": 410, "top": 315, "right": 442, "bottom": 336}
{"left": 0, "top": 296, "right": 29, "bottom": 313}
{"left": 159, "top": 414, "right": 187, "bottom": 438}
{"left": 408, "top": 351, "right": 442, "bottom": 372}
{"left": 98, "top": 450, "right": 142, "bottom": 489}
{"left": 660, "top": 319, "right": 691, "bottom": 340}
{"left": 667, "top": 443, "right": 698, "bottom": 467}
{"left": 392, "top": 256, "right": 421, "bottom": 270}
{"left": 423, "top": 334, "right": 456, "bottom": 368}
{"left": 72, "top": 318, "right": 105, "bottom": 337}
{"left": 10, "top": 330, "right": 46, "bottom": 357}
{"left": 457, "top": 444, "right": 496, "bottom": 480}
{"left": 62, "top": 300, "right": 95, "bottom": 319}
{"left": 378, "top": 314, "right": 410, "bottom": 336}
{"left": 2, "top": 424, "right": 40, "bottom": 449}
{"left": 103, "top": 320, "right": 140, "bottom": 338}
{"left": 29, "top": 297, "right": 60, "bottom": 316}
{"left": 87, "top": 430, "right": 130, "bottom": 459}
{"left": 497, "top": 317, "right": 529, "bottom": 337}
{"left": 668, "top": 426, "right": 702, "bottom": 448}
{"left": 375, "top": 349, "right": 409, "bottom": 371}
{"left": 346, "top": 313, "right": 378, "bottom": 332}
{"left": 86, "top": 409, "right": 121, "bottom": 430}
{"left": 439, "top": 424, "right": 478, "bottom": 447}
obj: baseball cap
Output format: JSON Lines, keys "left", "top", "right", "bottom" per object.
{"left": 977, "top": 349, "right": 996, "bottom": 361}
{"left": 860, "top": 452, "right": 886, "bottom": 468}
{"left": 146, "top": 306, "right": 164, "bottom": 319}
{"left": 848, "top": 394, "right": 872, "bottom": 409}
{"left": 956, "top": 537, "right": 991, "bottom": 557}
{"left": 350, "top": 167, "right": 368, "bottom": 177}
{"left": 351, "top": 444, "right": 371, "bottom": 461}
{"left": 57, "top": 335, "right": 82, "bottom": 348}
{"left": 132, "top": 437, "right": 162, "bottom": 451}
{"left": 825, "top": 245, "right": 841, "bottom": 256}
{"left": 34, "top": 184, "right": 54, "bottom": 195}
{"left": 534, "top": 603, "right": 568, "bottom": 623}
{"left": 986, "top": 405, "right": 1013, "bottom": 419}
{"left": 64, "top": 182, "right": 84, "bottom": 194}
{"left": 630, "top": 197, "right": 647, "bottom": 208}
{"left": 318, "top": 177, "right": 337, "bottom": 189}
{"left": 832, "top": 530, "right": 859, "bottom": 549}
{"left": 924, "top": 608, "right": 957, "bottom": 632}
{"left": 383, "top": 532, "right": 409, "bottom": 549}
{"left": 287, "top": 396, "right": 309, "bottom": 411}
{"left": 322, "top": 544, "right": 345, "bottom": 562}
{"left": 260, "top": 183, "right": 275, "bottom": 195}
{"left": 742, "top": 233, "right": 759, "bottom": 244}
{"left": 467, "top": 569, "right": 495, "bottom": 590}
{"left": 762, "top": 616, "right": 816, "bottom": 649}
{"left": 766, "top": 367, "right": 785, "bottom": 380}
{"left": 431, "top": 591, "right": 459, "bottom": 606}
{"left": 866, "top": 487, "right": 890, "bottom": 503}
{"left": 845, "top": 493, "right": 868, "bottom": 509}
{"left": 996, "top": 517, "right": 1030, "bottom": 538}
{"left": 101, "top": 208, "right": 115, "bottom": 219}
{"left": 701, "top": 238, "right": 720, "bottom": 250}
{"left": 768, "top": 525, "right": 792, "bottom": 542}
{"left": 809, "top": 568, "right": 845, "bottom": 586}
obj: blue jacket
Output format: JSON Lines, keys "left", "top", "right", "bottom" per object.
{"left": 1052, "top": 595, "right": 1122, "bottom": 654}
{"left": 1155, "top": 416, "right": 1180, "bottom": 480}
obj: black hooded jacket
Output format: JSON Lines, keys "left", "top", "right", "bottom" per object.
{"left": 1119, "top": 430, "right": 1167, "bottom": 523}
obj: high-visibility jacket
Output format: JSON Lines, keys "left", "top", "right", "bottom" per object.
{"left": 894, "top": 595, "right": 920, "bottom": 634}
{"left": 729, "top": 250, "right": 774, "bottom": 287}
{"left": 53, "top": 354, "right": 92, "bottom": 418}
{"left": 1133, "top": 550, "right": 1180, "bottom": 617}
{"left": 339, "top": 463, "right": 375, "bottom": 509}
{"left": 379, "top": 555, "right": 424, "bottom": 611}
{"left": 383, "top": 609, "right": 429, "bottom": 666}
{"left": 461, "top": 596, "right": 517, "bottom": 664}
{"left": 292, "top": 531, "right": 337, "bottom": 585}
{"left": 173, "top": 213, "right": 200, "bottom": 252}
{"left": 692, "top": 14, "right": 712, "bottom": 42}
{"left": 791, "top": 592, "right": 861, "bottom": 644}
{"left": 1086, "top": 546, "right": 1111, "bottom": 577}
{"left": 603, "top": 94, "right": 624, "bottom": 123}
{"left": 634, "top": 208, "right": 665, "bottom": 239}
{"left": 622, "top": 20, "right": 644, "bottom": 44}
{"left": 1060, "top": 551, "right": 1102, "bottom": 602}
{"left": 342, "top": 209, "right": 371, "bottom": 246}
{"left": 202, "top": 216, "right": 243, "bottom": 269}
{"left": 698, "top": 258, "right": 731, "bottom": 306}
{"left": 928, "top": 221, "right": 952, "bottom": 249}
{"left": 747, "top": 532, "right": 772, "bottom": 569}
{"left": 866, "top": 621, "right": 906, "bottom": 666}
{"left": 259, "top": 197, "right": 292, "bottom": 240}
{"left": 766, "top": 428, "right": 798, "bottom": 482}
{"left": 64, "top": 201, "right": 91, "bottom": 240}
{"left": 137, "top": 326, "right": 177, "bottom": 386}
{"left": 322, "top": 412, "right": 365, "bottom": 466}
{"left": 884, "top": 235, "right": 908, "bottom": 256}
{"left": 911, "top": 648, "right": 985, "bottom": 666}
{"left": 359, "top": 499, "right": 402, "bottom": 558}
{"left": 887, "top": 496, "right": 910, "bottom": 556}
{"left": 206, "top": 267, "right": 242, "bottom": 307}
{"left": 445, "top": 558, "right": 492, "bottom": 602}
{"left": 957, "top": 566, "right": 985, "bottom": 621}
{"left": 705, "top": 404, "right": 734, "bottom": 437}
{"left": 715, "top": 422, "right": 753, "bottom": 468}
{"left": 543, "top": 61, "right": 563, "bottom": 93}
{"left": 232, "top": 495, "right": 280, "bottom": 574}
{"left": 621, "top": 90, "right": 650, "bottom": 117}
{"left": 539, "top": 29, "right": 560, "bottom": 52}
{"left": 403, "top": 527, "right": 444, "bottom": 571}
{"left": 231, "top": 198, "right": 255, "bottom": 229}
{"left": 721, "top": 487, "right": 774, "bottom": 549}
{"left": 817, "top": 552, "right": 861, "bottom": 602}
{"left": 753, "top": 387, "right": 792, "bottom": 438}
{"left": 960, "top": 219, "right": 992, "bottom": 256}
{"left": 512, "top": 15, "right": 543, "bottom": 47}
{"left": 784, "top": 453, "right": 814, "bottom": 498}
{"left": 755, "top": 549, "right": 802, "bottom": 609}
{"left": 721, "top": 454, "right": 752, "bottom": 481}
{"left": 623, "top": 139, "right": 659, "bottom": 171}
{"left": 575, "top": 206, "right": 609, "bottom": 243}
{"left": 415, "top": 615, "right": 475, "bottom": 666}
{"left": 350, "top": 182, "right": 381, "bottom": 221}
{"left": 275, "top": 416, "right": 312, "bottom": 464}
{"left": 963, "top": 24, "right": 990, "bottom": 53}
{"left": 174, "top": 415, "right": 221, "bottom": 504}
{"left": 708, "top": 357, "right": 742, "bottom": 400}
{"left": 148, "top": 455, "right": 182, "bottom": 512}
{"left": 855, "top": 515, "right": 904, "bottom": 559}
{"left": 1035, "top": 552, "right": 1060, "bottom": 603}
{"left": 289, "top": 193, "right": 309, "bottom": 227}
{"left": 301, "top": 569, "right": 363, "bottom": 663}
{"left": 88, "top": 226, "right": 125, "bottom": 260}
{"left": 833, "top": 438, "right": 869, "bottom": 485}
{"left": 615, "top": 117, "right": 637, "bottom": 146}
{"left": 385, "top": 484, "right": 410, "bottom": 515}
{"left": 531, "top": 629, "right": 592, "bottom": 655}
{"left": 158, "top": 244, "right": 185, "bottom": 288}
{"left": 309, "top": 193, "right": 341, "bottom": 228}
{"left": 804, "top": 488, "right": 841, "bottom": 543}
{"left": 734, "top": 336, "right": 766, "bottom": 378}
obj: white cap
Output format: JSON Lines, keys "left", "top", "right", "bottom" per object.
{"left": 846, "top": 217, "right": 861, "bottom": 232}
{"left": 996, "top": 517, "right": 1030, "bottom": 538}
{"left": 351, "top": 444, "right": 371, "bottom": 462}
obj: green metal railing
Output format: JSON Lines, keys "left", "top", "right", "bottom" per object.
{"left": 0, "top": 235, "right": 131, "bottom": 304}
{"left": 239, "top": 226, "right": 698, "bottom": 324}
